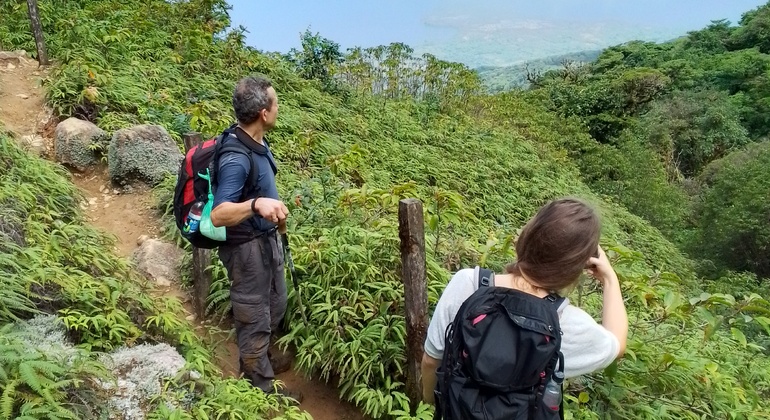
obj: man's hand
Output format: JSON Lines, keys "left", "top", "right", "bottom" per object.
{"left": 253, "top": 197, "right": 289, "bottom": 224}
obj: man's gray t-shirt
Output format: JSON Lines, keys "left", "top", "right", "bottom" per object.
{"left": 424, "top": 267, "right": 620, "bottom": 378}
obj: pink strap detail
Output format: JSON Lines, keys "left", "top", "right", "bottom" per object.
{"left": 472, "top": 314, "right": 487, "bottom": 325}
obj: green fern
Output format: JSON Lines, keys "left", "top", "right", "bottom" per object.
{"left": 1, "top": 379, "right": 18, "bottom": 419}
{"left": 18, "top": 359, "right": 65, "bottom": 397}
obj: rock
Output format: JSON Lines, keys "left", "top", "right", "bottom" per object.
{"left": 108, "top": 124, "right": 182, "bottom": 187}
{"left": 185, "top": 315, "right": 196, "bottom": 322}
{"left": 113, "top": 189, "right": 120, "bottom": 195}
{"left": 20, "top": 134, "right": 45, "bottom": 156}
{"left": 88, "top": 198, "right": 97, "bottom": 206}
{"left": 131, "top": 239, "right": 184, "bottom": 287}
{"left": 98, "top": 343, "right": 187, "bottom": 420}
{"left": 7, "top": 63, "right": 16, "bottom": 70}
{"left": 54, "top": 117, "right": 110, "bottom": 172}
{"left": 15, "top": 93, "right": 28, "bottom": 99}
{"left": 0, "top": 51, "right": 21, "bottom": 66}
{"left": 36, "top": 106, "right": 56, "bottom": 136}
{"left": 136, "top": 235, "right": 149, "bottom": 246}
{"left": 99, "top": 185, "right": 107, "bottom": 193}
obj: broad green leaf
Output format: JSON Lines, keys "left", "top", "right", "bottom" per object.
{"left": 578, "top": 392, "right": 590, "bottom": 403}
{"left": 731, "top": 327, "right": 748, "bottom": 347}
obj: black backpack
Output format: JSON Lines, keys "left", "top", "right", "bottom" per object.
{"left": 434, "top": 267, "right": 566, "bottom": 420}
{"left": 172, "top": 124, "right": 258, "bottom": 249}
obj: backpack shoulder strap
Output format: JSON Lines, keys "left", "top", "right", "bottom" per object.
{"left": 544, "top": 293, "right": 566, "bottom": 308}
{"left": 214, "top": 134, "right": 259, "bottom": 197}
{"left": 476, "top": 266, "right": 495, "bottom": 289}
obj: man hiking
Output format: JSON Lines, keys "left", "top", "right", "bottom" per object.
{"left": 210, "top": 75, "right": 302, "bottom": 402}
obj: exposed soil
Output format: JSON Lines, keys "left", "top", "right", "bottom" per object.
{"left": 0, "top": 51, "right": 365, "bottom": 420}
{"left": 73, "top": 167, "right": 164, "bottom": 256}
{"left": 0, "top": 54, "right": 50, "bottom": 137}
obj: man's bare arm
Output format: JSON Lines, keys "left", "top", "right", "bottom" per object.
{"left": 210, "top": 197, "right": 288, "bottom": 227}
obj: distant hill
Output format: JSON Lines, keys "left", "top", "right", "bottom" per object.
{"left": 408, "top": 19, "right": 687, "bottom": 92}
{"left": 412, "top": 21, "right": 685, "bottom": 68}
{"left": 475, "top": 49, "right": 603, "bottom": 92}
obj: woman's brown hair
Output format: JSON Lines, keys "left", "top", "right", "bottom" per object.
{"left": 506, "top": 197, "right": 600, "bottom": 292}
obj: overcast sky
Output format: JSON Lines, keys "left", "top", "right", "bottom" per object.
{"left": 227, "top": 0, "right": 768, "bottom": 63}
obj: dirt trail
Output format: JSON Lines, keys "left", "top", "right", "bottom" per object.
{"left": 0, "top": 51, "right": 364, "bottom": 420}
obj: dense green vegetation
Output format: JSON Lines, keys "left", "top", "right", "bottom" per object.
{"left": 1, "top": 0, "right": 769, "bottom": 419}
{"left": 522, "top": 7, "right": 770, "bottom": 278}
{"left": 0, "top": 133, "right": 309, "bottom": 419}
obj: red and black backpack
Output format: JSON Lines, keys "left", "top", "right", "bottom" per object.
{"left": 172, "top": 125, "right": 257, "bottom": 249}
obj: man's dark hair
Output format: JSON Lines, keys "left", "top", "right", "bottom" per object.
{"left": 232, "top": 76, "right": 273, "bottom": 124}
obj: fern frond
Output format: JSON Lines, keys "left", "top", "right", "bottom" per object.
{"left": 1, "top": 379, "right": 19, "bottom": 419}
{"left": 17, "top": 398, "right": 78, "bottom": 420}
{"left": 17, "top": 360, "right": 61, "bottom": 395}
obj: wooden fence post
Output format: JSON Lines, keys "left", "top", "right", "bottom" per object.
{"left": 183, "top": 132, "right": 212, "bottom": 321}
{"left": 26, "top": 0, "right": 49, "bottom": 66}
{"left": 399, "top": 198, "right": 428, "bottom": 411}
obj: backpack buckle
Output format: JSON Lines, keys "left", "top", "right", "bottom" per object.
{"left": 477, "top": 267, "right": 494, "bottom": 288}
{"left": 480, "top": 274, "right": 491, "bottom": 287}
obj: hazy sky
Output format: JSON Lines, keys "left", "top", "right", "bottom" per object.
{"left": 227, "top": 1, "right": 768, "bottom": 63}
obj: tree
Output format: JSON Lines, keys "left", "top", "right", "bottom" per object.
{"left": 684, "top": 19, "right": 734, "bottom": 53}
{"left": 578, "top": 133, "right": 690, "bottom": 239}
{"left": 691, "top": 141, "right": 770, "bottom": 278}
{"left": 728, "top": 3, "right": 770, "bottom": 52}
{"left": 287, "top": 29, "right": 343, "bottom": 92}
{"left": 639, "top": 89, "right": 750, "bottom": 179}
{"left": 26, "top": 0, "right": 48, "bottom": 65}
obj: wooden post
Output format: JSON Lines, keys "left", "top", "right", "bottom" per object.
{"left": 183, "top": 132, "right": 211, "bottom": 321}
{"left": 26, "top": 0, "right": 49, "bottom": 66}
{"left": 399, "top": 198, "right": 428, "bottom": 411}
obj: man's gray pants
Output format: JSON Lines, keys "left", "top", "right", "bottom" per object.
{"left": 219, "top": 232, "right": 287, "bottom": 392}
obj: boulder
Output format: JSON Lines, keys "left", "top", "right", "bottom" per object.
{"left": 98, "top": 343, "right": 187, "bottom": 419}
{"left": 0, "top": 50, "right": 27, "bottom": 66}
{"left": 20, "top": 134, "right": 46, "bottom": 156}
{"left": 54, "top": 117, "right": 109, "bottom": 171}
{"left": 130, "top": 238, "right": 183, "bottom": 287}
{"left": 108, "top": 124, "right": 182, "bottom": 186}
